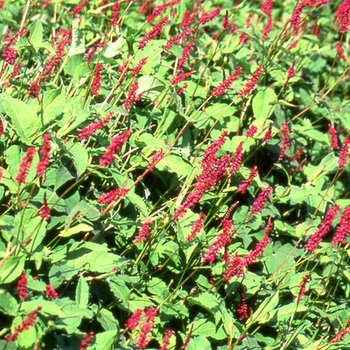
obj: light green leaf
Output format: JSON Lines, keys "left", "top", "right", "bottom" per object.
{"left": 76, "top": 275, "right": 89, "bottom": 307}
{"left": 253, "top": 88, "right": 277, "bottom": 121}
{"left": 156, "top": 154, "right": 192, "bottom": 176}
{"left": 0, "top": 94, "right": 41, "bottom": 144}
{"left": 68, "top": 143, "right": 88, "bottom": 178}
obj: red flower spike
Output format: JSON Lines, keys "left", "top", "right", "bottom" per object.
{"left": 243, "top": 232, "right": 270, "bottom": 265}
{"left": 336, "top": 41, "right": 347, "bottom": 61}
{"left": 262, "top": 20, "right": 273, "bottom": 41}
{"left": 79, "top": 112, "right": 113, "bottom": 141}
{"left": 110, "top": 1, "right": 120, "bottom": 26}
{"left": 91, "top": 63, "right": 103, "bottom": 97}
{"left": 132, "top": 57, "right": 148, "bottom": 76}
{"left": 198, "top": 7, "right": 221, "bottom": 24}
{"left": 170, "top": 71, "right": 196, "bottom": 85}
{"left": 203, "top": 219, "right": 236, "bottom": 264}
{"left": 332, "top": 205, "right": 350, "bottom": 247}
{"left": 160, "top": 330, "right": 175, "bottom": 350}
{"left": 335, "top": 0, "right": 350, "bottom": 34}
{"left": 16, "top": 147, "right": 37, "bottom": 185}
{"left": 338, "top": 135, "right": 350, "bottom": 170}
{"left": 246, "top": 125, "right": 257, "bottom": 137}
{"left": 223, "top": 252, "right": 244, "bottom": 281}
{"left": 2, "top": 46, "right": 17, "bottom": 65}
{"left": 283, "top": 62, "right": 296, "bottom": 87}
{"left": 177, "top": 39, "right": 195, "bottom": 72}
{"left": 138, "top": 17, "right": 170, "bottom": 50}
{"left": 100, "top": 130, "right": 132, "bottom": 167}
{"left": 5, "top": 306, "right": 42, "bottom": 342}
{"left": 237, "top": 286, "right": 248, "bottom": 321}
{"left": 71, "top": 0, "right": 88, "bottom": 18}
{"left": 97, "top": 187, "right": 130, "bottom": 204}
{"left": 86, "top": 38, "right": 106, "bottom": 66}
{"left": 329, "top": 124, "right": 338, "bottom": 149}
{"left": 180, "top": 10, "right": 194, "bottom": 29}
{"left": 28, "top": 80, "right": 41, "bottom": 100}
{"left": 187, "top": 213, "right": 206, "bottom": 241}
{"left": 163, "top": 28, "right": 195, "bottom": 51}
{"left": 79, "top": 331, "right": 94, "bottom": 350}
{"left": 330, "top": 319, "right": 350, "bottom": 343}
{"left": 211, "top": 66, "right": 242, "bottom": 96}
{"left": 222, "top": 10, "right": 229, "bottom": 31}
{"left": 296, "top": 274, "right": 311, "bottom": 305}
{"left": 40, "top": 192, "right": 50, "bottom": 220}
{"left": 261, "top": 0, "right": 273, "bottom": 19}
{"left": 237, "top": 166, "right": 258, "bottom": 194}
{"left": 45, "top": 284, "right": 58, "bottom": 299}
{"left": 17, "top": 271, "right": 28, "bottom": 301}
{"left": 137, "top": 307, "right": 157, "bottom": 349}
{"left": 123, "top": 79, "right": 140, "bottom": 110}
{"left": 262, "top": 123, "right": 273, "bottom": 143}
{"left": 135, "top": 220, "right": 152, "bottom": 244}
{"left": 125, "top": 308, "right": 144, "bottom": 330}
{"left": 305, "top": 205, "right": 340, "bottom": 252}
{"left": 238, "top": 65, "right": 263, "bottom": 98}
{"left": 0, "top": 118, "right": 5, "bottom": 136}
{"left": 248, "top": 186, "right": 273, "bottom": 220}
{"left": 146, "top": 0, "right": 181, "bottom": 24}
{"left": 147, "top": 149, "right": 165, "bottom": 171}
{"left": 278, "top": 123, "right": 290, "bottom": 161}
{"left": 36, "top": 133, "right": 51, "bottom": 176}
{"left": 229, "top": 141, "right": 244, "bottom": 174}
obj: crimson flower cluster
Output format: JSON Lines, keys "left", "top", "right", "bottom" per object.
{"left": 110, "top": 2, "right": 120, "bottom": 26}
{"left": 45, "top": 284, "right": 58, "bottom": 299}
{"left": 245, "top": 124, "right": 257, "bottom": 137}
{"left": 237, "top": 286, "right": 248, "bottom": 321}
{"left": 238, "top": 65, "right": 263, "bottom": 98}
{"left": 180, "top": 10, "right": 194, "bottom": 29}
{"left": 248, "top": 186, "right": 273, "bottom": 220}
{"left": 278, "top": 123, "right": 290, "bottom": 161}
{"left": 16, "top": 147, "right": 37, "bottom": 185}
{"left": 338, "top": 135, "right": 349, "bottom": 169}
{"left": 17, "top": 271, "right": 28, "bottom": 301}
{"left": 296, "top": 274, "right": 311, "bottom": 305}
{"left": 100, "top": 130, "right": 132, "bottom": 167}
{"left": 91, "top": 64, "right": 103, "bottom": 97}
{"left": 211, "top": 66, "right": 242, "bottom": 96}
{"left": 237, "top": 166, "right": 258, "bottom": 194}
{"left": 283, "top": 62, "right": 295, "bottom": 87}
{"left": 71, "top": 0, "right": 88, "bottom": 18}
{"left": 135, "top": 220, "right": 152, "bottom": 244}
{"left": 79, "top": 331, "right": 94, "bottom": 350}
{"left": 160, "top": 330, "right": 175, "bottom": 350}
{"left": 198, "top": 7, "right": 221, "bottom": 24}
{"left": 332, "top": 205, "right": 350, "bottom": 247}
{"left": 328, "top": 124, "right": 338, "bottom": 149}
{"left": 305, "top": 205, "right": 340, "bottom": 252}
{"left": 172, "top": 131, "right": 229, "bottom": 220}
{"left": 203, "top": 219, "right": 236, "bottom": 264}
{"left": 147, "top": 149, "right": 166, "bottom": 171}
{"left": 177, "top": 39, "right": 195, "bottom": 72}
{"left": 262, "top": 123, "right": 273, "bottom": 143}
{"left": 97, "top": 187, "right": 130, "bottom": 204}
{"left": 138, "top": 17, "right": 170, "bottom": 49}
{"left": 229, "top": 141, "right": 244, "bottom": 174}
{"left": 125, "top": 308, "right": 143, "bottom": 330}
{"left": 334, "top": 0, "right": 350, "bottom": 34}
{"left": 79, "top": 112, "right": 112, "bottom": 141}
{"left": 163, "top": 28, "right": 195, "bottom": 51}
{"left": 170, "top": 71, "right": 196, "bottom": 85}
{"left": 123, "top": 79, "right": 141, "bottom": 110}
{"left": 36, "top": 133, "right": 51, "bottom": 176}
{"left": 41, "top": 192, "right": 50, "bottom": 220}
{"left": 132, "top": 57, "right": 148, "bottom": 76}
{"left": 5, "top": 306, "right": 42, "bottom": 342}
{"left": 85, "top": 38, "right": 106, "bottom": 66}
{"left": 137, "top": 307, "right": 157, "bottom": 349}
{"left": 187, "top": 212, "right": 206, "bottom": 241}
{"left": 330, "top": 319, "right": 350, "bottom": 343}
{"left": 146, "top": 0, "right": 181, "bottom": 23}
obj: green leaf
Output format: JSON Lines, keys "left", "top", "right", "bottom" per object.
{"left": 97, "top": 308, "right": 119, "bottom": 331}
{"left": 40, "top": 88, "right": 66, "bottom": 125}
{"left": 253, "top": 88, "right": 277, "bottom": 121}
{"left": 55, "top": 165, "right": 74, "bottom": 190}
{"left": 0, "top": 290, "right": 18, "bottom": 316}
{"left": 76, "top": 275, "right": 89, "bottom": 307}
{"left": 251, "top": 290, "right": 280, "bottom": 324}
{"left": 0, "top": 94, "right": 41, "bottom": 144}
{"left": 156, "top": 154, "right": 192, "bottom": 176}
{"left": 109, "top": 276, "right": 130, "bottom": 308}
{"left": 92, "top": 330, "right": 118, "bottom": 350}
{"left": 68, "top": 143, "right": 88, "bottom": 178}
{"left": 69, "top": 18, "right": 85, "bottom": 56}
{"left": 59, "top": 223, "right": 93, "bottom": 238}
{"left": 0, "top": 256, "right": 25, "bottom": 284}
{"left": 28, "top": 19, "right": 43, "bottom": 46}
{"left": 137, "top": 76, "right": 165, "bottom": 101}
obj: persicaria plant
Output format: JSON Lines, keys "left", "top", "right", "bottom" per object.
{"left": 1, "top": 0, "right": 350, "bottom": 349}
